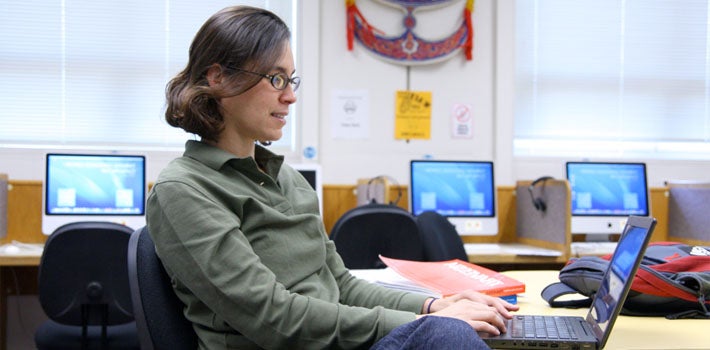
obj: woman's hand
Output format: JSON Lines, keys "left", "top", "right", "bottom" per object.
{"left": 439, "top": 290, "right": 520, "bottom": 317}
{"left": 419, "top": 291, "right": 520, "bottom": 335}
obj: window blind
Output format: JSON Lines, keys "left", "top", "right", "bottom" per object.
{"left": 0, "top": 0, "right": 296, "bottom": 150}
{"left": 514, "top": 0, "right": 710, "bottom": 158}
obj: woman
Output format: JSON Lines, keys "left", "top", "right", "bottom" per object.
{"left": 147, "top": 5, "right": 518, "bottom": 349}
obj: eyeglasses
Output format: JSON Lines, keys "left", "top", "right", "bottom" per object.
{"left": 226, "top": 66, "right": 300, "bottom": 92}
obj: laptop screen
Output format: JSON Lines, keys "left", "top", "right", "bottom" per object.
{"left": 586, "top": 216, "right": 655, "bottom": 347}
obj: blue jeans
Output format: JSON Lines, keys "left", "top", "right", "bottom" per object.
{"left": 370, "top": 316, "right": 490, "bottom": 350}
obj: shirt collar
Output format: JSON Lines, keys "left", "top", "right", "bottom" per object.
{"left": 183, "top": 140, "right": 284, "bottom": 178}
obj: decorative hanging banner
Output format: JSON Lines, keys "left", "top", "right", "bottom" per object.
{"left": 346, "top": 0, "right": 475, "bottom": 65}
{"left": 395, "top": 90, "right": 432, "bottom": 140}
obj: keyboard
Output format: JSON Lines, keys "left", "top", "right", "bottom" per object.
{"left": 571, "top": 242, "right": 617, "bottom": 256}
{"left": 0, "top": 242, "right": 44, "bottom": 255}
{"left": 510, "top": 315, "right": 579, "bottom": 340}
{"left": 464, "top": 243, "right": 563, "bottom": 257}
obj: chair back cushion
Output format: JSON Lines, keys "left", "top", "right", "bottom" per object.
{"left": 38, "top": 221, "right": 135, "bottom": 326}
{"left": 127, "top": 226, "right": 197, "bottom": 350}
{"left": 330, "top": 203, "right": 424, "bottom": 269}
{"left": 416, "top": 211, "right": 469, "bottom": 262}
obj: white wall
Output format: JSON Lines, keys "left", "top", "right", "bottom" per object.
{"left": 318, "top": 0, "right": 498, "bottom": 185}
{"left": 1, "top": 0, "right": 709, "bottom": 188}
{"left": 314, "top": 0, "right": 710, "bottom": 187}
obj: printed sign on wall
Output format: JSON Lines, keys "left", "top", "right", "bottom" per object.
{"left": 451, "top": 103, "right": 473, "bottom": 139}
{"left": 395, "top": 90, "right": 432, "bottom": 140}
{"left": 331, "top": 89, "right": 370, "bottom": 139}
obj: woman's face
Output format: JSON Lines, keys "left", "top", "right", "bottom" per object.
{"left": 218, "top": 42, "right": 297, "bottom": 147}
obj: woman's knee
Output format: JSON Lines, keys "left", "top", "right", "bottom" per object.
{"left": 372, "top": 316, "right": 490, "bottom": 350}
{"left": 422, "top": 316, "right": 489, "bottom": 348}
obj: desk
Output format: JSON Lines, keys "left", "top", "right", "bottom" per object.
{"left": 352, "top": 268, "right": 707, "bottom": 348}
{"left": 501, "top": 270, "right": 709, "bottom": 349}
{"left": 3, "top": 258, "right": 707, "bottom": 348}
{"left": 465, "top": 244, "right": 568, "bottom": 272}
{"left": 0, "top": 254, "right": 41, "bottom": 267}
{"left": 0, "top": 251, "right": 42, "bottom": 350}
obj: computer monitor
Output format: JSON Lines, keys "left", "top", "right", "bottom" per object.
{"left": 289, "top": 163, "right": 323, "bottom": 214}
{"left": 42, "top": 153, "right": 147, "bottom": 235}
{"left": 410, "top": 160, "right": 498, "bottom": 236}
{"left": 566, "top": 161, "right": 650, "bottom": 236}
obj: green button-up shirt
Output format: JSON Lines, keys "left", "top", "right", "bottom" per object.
{"left": 146, "top": 140, "right": 427, "bottom": 349}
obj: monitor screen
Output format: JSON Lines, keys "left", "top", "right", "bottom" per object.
{"left": 566, "top": 161, "right": 649, "bottom": 235}
{"left": 410, "top": 160, "right": 498, "bottom": 236}
{"left": 42, "top": 153, "right": 146, "bottom": 235}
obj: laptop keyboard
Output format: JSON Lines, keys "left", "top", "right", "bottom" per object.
{"left": 510, "top": 315, "right": 579, "bottom": 339}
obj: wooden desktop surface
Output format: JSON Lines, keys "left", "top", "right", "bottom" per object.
{"left": 1, "top": 251, "right": 703, "bottom": 349}
{"left": 0, "top": 246, "right": 42, "bottom": 266}
{"left": 0, "top": 255, "right": 40, "bottom": 266}
{"left": 502, "top": 270, "right": 709, "bottom": 349}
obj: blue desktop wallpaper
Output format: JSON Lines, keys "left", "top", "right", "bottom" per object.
{"left": 410, "top": 161, "right": 495, "bottom": 217}
{"left": 567, "top": 162, "right": 648, "bottom": 216}
{"left": 46, "top": 154, "right": 145, "bottom": 215}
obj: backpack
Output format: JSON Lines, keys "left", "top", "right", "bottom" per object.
{"left": 542, "top": 242, "right": 710, "bottom": 319}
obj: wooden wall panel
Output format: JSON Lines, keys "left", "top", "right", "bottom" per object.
{"left": 3, "top": 181, "right": 44, "bottom": 244}
{"left": 2, "top": 180, "right": 669, "bottom": 244}
{"left": 321, "top": 185, "right": 408, "bottom": 235}
{"left": 649, "top": 187, "right": 668, "bottom": 241}
{"left": 321, "top": 185, "right": 357, "bottom": 235}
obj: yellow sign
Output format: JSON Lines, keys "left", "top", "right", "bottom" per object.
{"left": 395, "top": 91, "right": 432, "bottom": 140}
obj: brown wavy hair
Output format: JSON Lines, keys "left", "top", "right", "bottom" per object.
{"left": 164, "top": 6, "right": 291, "bottom": 142}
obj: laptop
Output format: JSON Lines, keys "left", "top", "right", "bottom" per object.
{"left": 479, "top": 216, "right": 657, "bottom": 350}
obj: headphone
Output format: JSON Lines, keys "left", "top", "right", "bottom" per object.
{"left": 367, "top": 175, "right": 402, "bottom": 206}
{"left": 528, "top": 176, "right": 554, "bottom": 212}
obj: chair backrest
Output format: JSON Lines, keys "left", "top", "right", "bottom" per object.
{"left": 127, "top": 226, "right": 197, "bottom": 350}
{"left": 38, "top": 221, "right": 135, "bottom": 326}
{"left": 415, "top": 211, "right": 469, "bottom": 262}
{"left": 330, "top": 203, "right": 424, "bottom": 269}
{"left": 668, "top": 181, "right": 710, "bottom": 245}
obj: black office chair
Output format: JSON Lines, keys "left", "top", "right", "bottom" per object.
{"left": 330, "top": 203, "right": 424, "bottom": 269}
{"left": 415, "top": 211, "right": 469, "bottom": 262}
{"left": 127, "top": 226, "right": 197, "bottom": 350}
{"left": 35, "top": 221, "right": 139, "bottom": 350}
